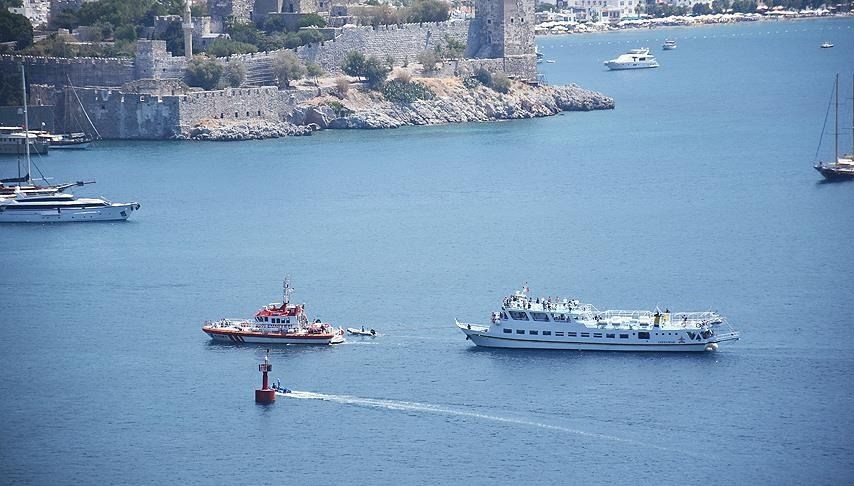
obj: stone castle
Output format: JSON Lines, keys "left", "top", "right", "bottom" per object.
{"left": 1, "top": 0, "right": 538, "bottom": 139}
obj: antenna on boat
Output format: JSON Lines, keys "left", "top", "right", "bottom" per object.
{"left": 20, "top": 63, "right": 31, "bottom": 185}
{"left": 282, "top": 276, "right": 293, "bottom": 305}
{"left": 834, "top": 73, "right": 839, "bottom": 163}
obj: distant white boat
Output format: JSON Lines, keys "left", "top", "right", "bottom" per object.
{"left": 662, "top": 39, "right": 677, "bottom": 50}
{"left": 0, "top": 191, "right": 140, "bottom": 223}
{"left": 604, "top": 48, "right": 659, "bottom": 70}
{"left": 820, "top": 41, "right": 833, "bottom": 48}
{"left": 545, "top": 59, "right": 556, "bottom": 63}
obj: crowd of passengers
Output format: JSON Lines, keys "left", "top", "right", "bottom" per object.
{"left": 503, "top": 295, "right": 578, "bottom": 311}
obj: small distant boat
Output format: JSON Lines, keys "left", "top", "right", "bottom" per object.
{"left": 604, "top": 48, "right": 659, "bottom": 70}
{"left": 820, "top": 41, "right": 833, "bottom": 48}
{"left": 814, "top": 74, "right": 854, "bottom": 181}
{"left": 347, "top": 327, "right": 376, "bottom": 336}
{"left": 545, "top": 60, "right": 556, "bottom": 64}
{"left": 51, "top": 133, "right": 93, "bottom": 150}
{"left": 662, "top": 39, "right": 677, "bottom": 50}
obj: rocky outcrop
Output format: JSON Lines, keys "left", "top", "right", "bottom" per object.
{"left": 183, "top": 119, "right": 316, "bottom": 141}
{"left": 309, "top": 82, "right": 614, "bottom": 130}
{"left": 184, "top": 79, "right": 614, "bottom": 140}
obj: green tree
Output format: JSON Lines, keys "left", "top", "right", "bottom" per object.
{"left": 271, "top": 50, "right": 306, "bottom": 88}
{"left": 186, "top": 56, "right": 223, "bottom": 90}
{"left": 692, "top": 2, "right": 713, "bottom": 14}
{"left": 222, "top": 60, "right": 246, "bottom": 87}
{"left": 298, "top": 13, "right": 327, "bottom": 28}
{"left": 406, "top": 0, "right": 450, "bottom": 23}
{"left": 297, "top": 29, "right": 323, "bottom": 45}
{"left": 0, "top": 0, "right": 23, "bottom": 8}
{"left": 114, "top": 24, "right": 137, "bottom": 42}
{"left": 0, "top": 10, "right": 33, "bottom": 50}
{"left": 342, "top": 51, "right": 367, "bottom": 79}
{"left": 49, "top": 8, "right": 79, "bottom": 30}
{"left": 363, "top": 55, "right": 390, "bottom": 89}
{"left": 206, "top": 38, "right": 258, "bottom": 57}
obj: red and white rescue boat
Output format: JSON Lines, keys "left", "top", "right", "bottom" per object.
{"left": 202, "top": 278, "right": 345, "bottom": 345}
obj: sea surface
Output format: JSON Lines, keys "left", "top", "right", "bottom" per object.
{"left": 2, "top": 18, "right": 854, "bottom": 485}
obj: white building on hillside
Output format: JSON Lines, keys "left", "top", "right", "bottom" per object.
{"left": 570, "top": 0, "right": 644, "bottom": 21}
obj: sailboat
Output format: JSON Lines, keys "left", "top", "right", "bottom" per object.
{"left": 0, "top": 65, "right": 140, "bottom": 223}
{"left": 814, "top": 74, "right": 854, "bottom": 181}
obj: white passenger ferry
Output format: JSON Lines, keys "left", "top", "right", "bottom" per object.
{"left": 456, "top": 286, "right": 739, "bottom": 352}
{"left": 202, "top": 278, "right": 345, "bottom": 345}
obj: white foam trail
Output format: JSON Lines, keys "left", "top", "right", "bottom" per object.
{"left": 278, "top": 391, "right": 699, "bottom": 457}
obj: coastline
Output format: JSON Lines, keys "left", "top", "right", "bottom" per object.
{"left": 183, "top": 79, "right": 615, "bottom": 141}
{"left": 535, "top": 11, "right": 854, "bottom": 36}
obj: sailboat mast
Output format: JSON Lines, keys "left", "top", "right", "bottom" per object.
{"left": 20, "top": 63, "right": 31, "bottom": 184}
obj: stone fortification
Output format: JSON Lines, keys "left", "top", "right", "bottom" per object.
{"left": 0, "top": 55, "right": 135, "bottom": 88}
{"left": 297, "top": 22, "right": 469, "bottom": 75}
{"left": 0, "top": 41, "right": 184, "bottom": 89}
{"left": 34, "top": 84, "right": 314, "bottom": 139}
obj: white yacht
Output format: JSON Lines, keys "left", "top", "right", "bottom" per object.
{"left": 662, "top": 39, "right": 677, "bottom": 50}
{"left": 0, "top": 190, "right": 140, "bottom": 223}
{"left": 456, "top": 286, "right": 739, "bottom": 352}
{"left": 604, "top": 48, "right": 660, "bottom": 70}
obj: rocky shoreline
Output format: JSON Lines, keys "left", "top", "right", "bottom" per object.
{"left": 183, "top": 79, "right": 614, "bottom": 141}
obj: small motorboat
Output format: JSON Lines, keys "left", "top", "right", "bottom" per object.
{"left": 663, "top": 39, "right": 677, "bottom": 50}
{"left": 271, "top": 381, "right": 291, "bottom": 394}
{"left": 347, "top": 327, "right": 377, "bottom": 337}
{"left": 820, "top": 42, "right": 833, "bottom": 48}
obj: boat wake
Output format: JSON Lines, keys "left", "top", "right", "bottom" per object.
{"left": 278, "top": 390, "right": 698, "bottom": 456}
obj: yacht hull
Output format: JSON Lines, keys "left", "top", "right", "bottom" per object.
{"left": 815, "top": 165, "right": 854, "bottom": 181}
{"left": 0, "top": 203, "right": 139, "bottom": 222}
{"left": 605, "top": 62, "right": 659, "bottom": 70}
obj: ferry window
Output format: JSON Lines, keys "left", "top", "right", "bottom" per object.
{"left": 516, "top": 329, "right": 525, "bottom": 334}
{"left": 581, "top": 333, "right": 590, "bottom": 337}
{"left": 555, "top": 332, "right": 564, "bottom": 336}
{"left": 606, "top": 333, "right": 615, "bottom": 338}
{"left": 503, "top": 328, "right": 512, "bottom": 334}
{"left": 567, "top": 332, "right": 577, "bottom": 337}
{"left": 638, "top": 332, "right": 650, "bottom": 340}
{"left": 542, "top": 331, "right": 551, "bottom": 336}
{"left": 509, "top": 311, "right": 529, "bottom": 321}
{"left": 530, "top": 312, "right": 550, "bottom": 322}
{"left": 620, "top": 334, "right": 629, "bottom": 339}
{"left": 593, "top": 333, "right": 602, "bottom": 338}
{"left": 529, "top": 330, "right": 538, "bottom": 335}
{"left": 552, "top": 314, "right": 566, "bottom": 321}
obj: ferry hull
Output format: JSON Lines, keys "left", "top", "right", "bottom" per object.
{"left": 457, "top": 323, "right": 736, "bottom": 352}
{"left": 0, "top": 203, "right": 139, "bottom": 223}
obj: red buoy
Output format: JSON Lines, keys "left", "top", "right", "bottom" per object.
{"left": 255, "top": 350, "right": 275, "bottom": 404}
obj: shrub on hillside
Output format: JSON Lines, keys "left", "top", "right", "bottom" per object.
{"left": 335, "top": 76, "right": 350, "bottom": 98}
{"left": 491, "top": 72, "right": 511, "bottom": 93}
{"left": 417, "top": 50, "right": 439, "bottom": 72}
{"left": 381, "top": 79, "right": 435, "bottom": 104}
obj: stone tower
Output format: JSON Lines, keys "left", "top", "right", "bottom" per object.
{"left": 183, "top": 1, "right": 193, "bottom": 58}
{"left": 208, "top": 0, "right": 255, "bottom": 23}
{"left": 468, "top": 0, "right": 535, "bottom": 58}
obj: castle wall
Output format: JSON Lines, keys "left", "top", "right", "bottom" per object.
{"left": 297, "top": 21, "right": 470, "bottom": 75}
{"left": 0, "top": 55, "right": 135, "bottom": 88}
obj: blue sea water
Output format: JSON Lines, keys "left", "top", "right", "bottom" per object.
{"left": 2, "top": 18, "right": 854, "bottom": 485}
